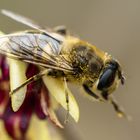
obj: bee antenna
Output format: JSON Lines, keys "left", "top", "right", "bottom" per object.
{"left": 121, "top": 75, "right": 125, "bottom": 85}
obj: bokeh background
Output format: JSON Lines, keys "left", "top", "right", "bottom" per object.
{"left": 0, "top": 0, "right": 139, "bottom": 140}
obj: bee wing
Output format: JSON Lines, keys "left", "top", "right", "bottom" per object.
{"left": 1, "top": 9, "right": 64, "bottom": 42}
{"left": 0, "top": 32, "right": 73, "bottom": 72}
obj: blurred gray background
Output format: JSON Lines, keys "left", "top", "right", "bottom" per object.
{"left": 0, "top": 0, "right": 139, "bottom": 140}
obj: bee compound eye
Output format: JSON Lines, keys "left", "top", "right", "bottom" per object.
{"left": 97, "top": 68, "right": 116, "bottom": 90}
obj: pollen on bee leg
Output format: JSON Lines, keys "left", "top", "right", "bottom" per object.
{"left": 116, "top": 109, "right": 132, "bottom": 121}
{"left": 117, "top": 112, "right": 125, "bottom": 118}
{"left": 8, "top": 58, "right": 28, "bottom": 112}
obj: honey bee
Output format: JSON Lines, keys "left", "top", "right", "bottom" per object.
{"left": 0, "top": 10, "right": 127, "bottom": 119}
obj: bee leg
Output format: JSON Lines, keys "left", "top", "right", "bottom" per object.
{"left": 64, "top": 78, "right": 69, "bottom": 124}
{"left": 101, "top": 92, "right": 131, "bottom": 120}
{"left": 54, "top": 25, "right": 67, "bottom": 35}
{"left": 10, "top": 69, "right": 49, "bottom": 95}
{"left": 83, "top": 84, "right": 100, "bottom": 100}
{"left": 109, "top": 96, "right": 131, "bottom": 120}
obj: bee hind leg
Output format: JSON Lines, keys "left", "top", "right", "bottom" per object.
{"left": 64, "top": 78, "right": 70, "bottom": 124}
{"left": 10, "top": 69, "right": 49, "bottom": 95}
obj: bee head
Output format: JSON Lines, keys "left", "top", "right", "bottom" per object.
{"left": 97, "top": 59, "right": 125, "bottom": 99}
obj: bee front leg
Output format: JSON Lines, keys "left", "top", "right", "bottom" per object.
{"left": 109, "top": 96, "right": 128, "bottom": 119}
{"left": 101, "top": 92, "right": 131, "bottom": 120}
{"left": 83, "top": 84, "right": 100, "bottom": 100}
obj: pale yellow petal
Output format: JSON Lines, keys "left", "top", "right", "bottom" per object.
{"left": 8, "top": 59, "right": 28, "bottom": 111}
{"left": 43, "top": 76, "right": 79, "bottom": 122}
{"left": 48, "top": 121, "right": 64, "bottom": 140}
{"left": 27, "top": 115, "right": 51, "bottom": 140}
{"left": 27, "top": 115, "right": 64, "bottom": 140}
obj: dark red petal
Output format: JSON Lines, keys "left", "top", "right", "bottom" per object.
{"left": 4, "top": 91, "right": 35, "bottom": 139}
{"left": 0, "top": 90, "right": 6, "bottom": 104}
{"left": 0, "top": 89, "right": 9, "bottom": 117}
{"left": 19, "top": 103, "right": 33, "bottom": 135}
{"left": 26, "top": 64, "right": 39, "bottom": 78}
{"left": 3, "top": 101, "right": 19, "bottom": 139}
{"left": 18, "top": 86, "right": 35, "bottom": 135}
{"left": 27, "top": 80, "right": 47, "bottom": 119}
{"left": 2, "top": 91, "right": 34, "bottom": 139}
{"left": 3, "top": 101, "right": 32, "bottom": 139}
{"left": 26, "top": 64, "right": 47, "bottom": 119}
{"left": 0, "top": 56, "right": 9, "bottom": 81}
{"left": 34, "top": 92, "right": 46, "bottom": 120}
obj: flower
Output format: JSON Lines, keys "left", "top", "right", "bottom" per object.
{"left": 0, "top": 32, "right": 79, "bottom": 140}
